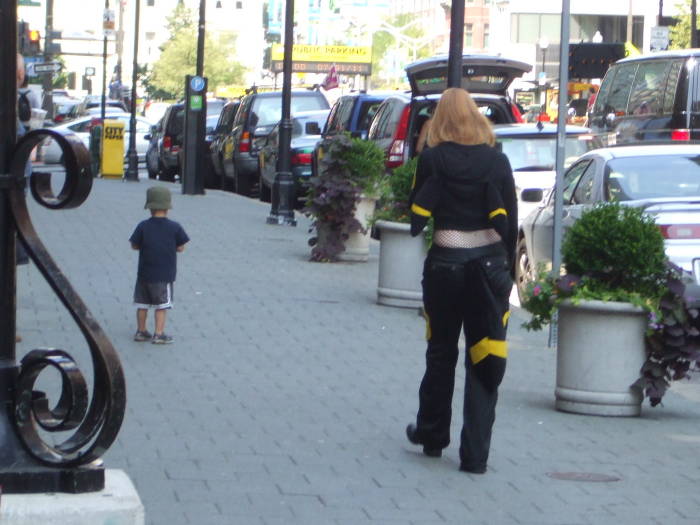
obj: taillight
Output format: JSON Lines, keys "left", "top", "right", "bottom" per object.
{"left": 87, "top": 118, "right": 102, "bottom": 131}
{"left": 386, "top": 106, "right": 410, "bottom": 169}
{"left": 291, "top": 151, "right": 312, "bottom": 165}
{"left": 659, "top": 224, "right": 700, "bottom": 239}
{"left": 510, "top": 102, "right": 524, "bottom": 123}
{"left": 671, "top": 129, "right": 691, "bottom": 141}
{"left": 239, "top": 131, "right": 251, "bottom": 152}
{"left": 163, "top": 135, "right": 172, "bottom": 150}
{"left": 54, "top": 114, "right": 64, "bottom": 123}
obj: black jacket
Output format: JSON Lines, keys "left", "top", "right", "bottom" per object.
{"left": 409, "top": 142, "right": 517, "bottom": 263}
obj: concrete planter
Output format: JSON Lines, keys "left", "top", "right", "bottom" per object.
{"left": 556, "top": 299, "right": 647, "bottom": 417}
{"left": 375, "top": 220, "right": 427, "bottom": 309}
{"left": 338, "top": 195, "right": 376, "bottom": 262}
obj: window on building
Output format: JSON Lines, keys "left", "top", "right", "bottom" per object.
{"left": 145, "top": 32, "right": 155, "bottom": 41}
{"left": 236, "top": 1, "right": 242, "bottom": 8}
{"left": 146, "top": 0, "right": 154, "bottom": 6}
{"left": 484, "top": 24, "right": 489, "bottom": 48}
{"left": 465, "top": 23, "right": 473, "bottom": 47}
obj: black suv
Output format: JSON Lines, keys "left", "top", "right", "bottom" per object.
{"left": 589, "top": 49, "right": 700, "bottom": 144}
{"left": 209, "top": 99, "right": 241, "bottom": 189}
{"left": 145, "top": 99, "right": 226, "bottom": 183}
{"left": 221, "top": 89, "right": 329, "bottom": 196}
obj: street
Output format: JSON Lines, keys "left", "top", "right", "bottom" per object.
{"left": 14, "top": 175, "right": 700, "bottom": 525}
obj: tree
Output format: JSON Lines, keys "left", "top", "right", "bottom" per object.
{"left": 148, "top": 3, "right": 247, "bottom": 99}
{"left": 670, "top": 0, "right": 694, "bottom": 49}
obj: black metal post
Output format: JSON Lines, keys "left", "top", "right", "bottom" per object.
{"left": 125, "top": 0, "right": 140, "bottom": 181}
{"left": 447, "top": 0, "right": 465, "bottom": 88}
{"left": 196, "top": 0, "right": 206, "bottom": 77}
{"left": 42, "top": 0, "right": 54, "bottom": 120}
{"left": 267, "top": 0, "right": 297, "bottom": 226}
{"left": 101, "top": 0, "right": 109, "bottom": 128}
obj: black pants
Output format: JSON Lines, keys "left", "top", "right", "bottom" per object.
{"left": 415, "top": 244, "right": 512, "bottom": 470}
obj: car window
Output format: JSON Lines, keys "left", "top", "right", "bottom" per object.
{"left": 572, "top": 162, "right": 597, "bottom": 204}
{"left": 251, "top": 95, "right": 327, "bottom": 130}
{"left": 67, "top": 120, "right": 92, "bottom": 133}
{"left": 602, "top": 63, "right": 638, "bottom": 115}
{"left": 628, "top": 61, "right": 671, "bottom": 116}
{"left": 356, "top": 101, "right": 381, "bottom": 132}
{"left": 326, "top": 98, "right": 353, "bottom": 134}
{"left": 562, "top": 159, "right": 593, "bottom": 203}
{"left": 664, "top": 60, "right": 684, "bottom": 113}
{"left": 605, "top": 154, "right": 700, "bottom": 201}
{"left": 499, "top": 135, "right": 592, "bottom": 171}
{"left": 367, "top": 102, "right": 390, "bottom": 140}
{"left": 234, "top": 97, "right": 252, "bottom": 126}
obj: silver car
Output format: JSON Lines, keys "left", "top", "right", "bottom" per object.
{"left": 516, "top": 144, "right": 700, "bottom": 300}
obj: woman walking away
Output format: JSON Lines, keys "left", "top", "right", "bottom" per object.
{"left": 405, "top": 88, "right": 517, "bottom": 474}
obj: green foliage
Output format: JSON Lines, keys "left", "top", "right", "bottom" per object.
{"left": 562, "top": 202, "right": 667, "bottom": 298}
{"left": 303, "top": 134, "right": 385, "bottom": 262}
{"left": 372, "top": 157, "right": 416, "bottom": 224}
{"left": 148, "top": 5, "right": 247, "bottom": 99}
{"left": 670, "top": 0, "right": 693, "bottom": 49}
{"left": 520, "top": 201, "right": 699, "bottom": 406}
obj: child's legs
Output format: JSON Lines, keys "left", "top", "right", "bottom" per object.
{"left": 136, "top": 309, "right": 148, "bottom": 332}
{"left": 155, "top": 308, "right": 167, "bottom": 335}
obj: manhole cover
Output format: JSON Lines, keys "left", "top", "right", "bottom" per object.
{"left": 546, "top": 472, "right": 621, "bottom": 482}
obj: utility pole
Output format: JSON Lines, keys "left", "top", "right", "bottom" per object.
{"left": 447, "top": 0, "right": 465, "bottom": 88}
{"left": 101, "top": 0, "right": 109, "bottom": 126}
{"left": 692, "top": 0, "right": 698, "bottom": 48}
{"left": 125, "top": 0, "right": 140, "bottom": 181}
{"left": 42, "top": 0, "right": 54, "bottom": 119}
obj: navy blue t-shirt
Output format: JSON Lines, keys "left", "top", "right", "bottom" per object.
{"left": 129, "top": 217, "right": 189, "bottom": 283}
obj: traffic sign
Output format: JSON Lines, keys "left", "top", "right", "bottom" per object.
{"left": 650, "top": 26, "right": 669, "bottom": 52}
{"left": 33, "top": 62, "right": 62, "bottom": 74}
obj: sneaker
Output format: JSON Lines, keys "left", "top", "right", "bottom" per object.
{"left": 133, "top": 330, "right": 153, "bottom": 342}
{"left": 151, "top": 333, "right": 174, "bottom": 344}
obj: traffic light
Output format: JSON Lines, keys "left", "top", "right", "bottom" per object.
{"left": 28, "top": 29, "right": 41, "bottom": 55}
{"left": 17, "top": 21, "right": 30, "bottom": 54}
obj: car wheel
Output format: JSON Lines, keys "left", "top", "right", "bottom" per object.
{"left": 160, "top": 168, "right": 176, "bottom": 182}
{"left": 236, "top": 170, "right": 253, "bottom": 197}
{"left": 259, "top": 173, "right": 271, "bottom": 202}
{"left": 204, "top": 160, "right": 220, "bottom": 189}
{"left": 515, "top": 236, "right": 533, "bottom": 303}
{"left": 147, "top": 161, "right": 158, "bottom": 179}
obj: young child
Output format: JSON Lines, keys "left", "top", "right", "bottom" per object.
{"left": 130, "top": 186, "right": 189, "bottom": 344}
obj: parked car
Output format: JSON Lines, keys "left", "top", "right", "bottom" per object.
{"left": 515, "top": 144, "right": 700, "bottom": 301}
{"left": 402, "top": 54, "right": 532, "bottom": 160}
{"left": 493, "top": 122, "right": 594, "bottom": 221}
{"left": 222, "top": 88, "right": 329, "bottom": 196}
{"left": 83, "top": 96, "right": 128, "bottom": 112}
{"left": 258, "top": 109, "right": 330, "bottom": 204}
{"left": 209, "top": 99, "right": 242, "bottom": 189}
{"left": 366, "top": 93, "right": 412, "bottom": 171}
{"left": 589, "top": 49, "right": 700, "bottom": 145}
{"left": 145, "top": 102, "right": 184, "bottom": 181}
{"left": 203, "top": 112, "right": 224, "bottom": 188}
{"left": 52, "top": 97, "right": 86, "bottom": 123}
{"left": 41, "top": 113, "right": 153, "bottom": 164}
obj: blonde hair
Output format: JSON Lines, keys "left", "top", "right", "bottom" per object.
{"left": 427, "top": 88, "right": 495, "bottom": 147}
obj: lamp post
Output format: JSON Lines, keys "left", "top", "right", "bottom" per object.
{"left": 538, "top": 36, "right": 549, "bottom": 106}
{"left": 267, "top": 0, "right": 297, "bottom": 226}
{"left": 125, "top": 0, "right": 141, "bottom": 181}
{"left": 447, "top": 0, "right": 465, "bottom": 88}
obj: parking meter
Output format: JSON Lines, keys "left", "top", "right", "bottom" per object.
{"left": 182, "top": 74, "right": 207, "bottom": 195}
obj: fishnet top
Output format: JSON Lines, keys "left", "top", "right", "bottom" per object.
{"left": 433, "top": 228, "right": 502, "bottom": 248}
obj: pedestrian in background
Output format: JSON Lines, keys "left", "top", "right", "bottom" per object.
{"left": 129, "top": 186, "right": 189, "bottom": 344}
{"left": 405, "top": 88, "right": 517, "bottom": 474}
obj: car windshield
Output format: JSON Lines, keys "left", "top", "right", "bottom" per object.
{"left": 605, "top": 154, "right": 700, "bottom": 201}
{"left": 498, "top": 135, "right": 591, "bottom": 171}
{"left": 251, "top": 96, "right": 327, "bottom": 130}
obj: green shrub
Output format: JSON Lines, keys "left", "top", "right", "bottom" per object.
{"left": 562, "top": 202, "right": 667, "bottom": 298}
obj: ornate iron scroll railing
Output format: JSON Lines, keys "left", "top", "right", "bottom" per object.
{"left": 8, "top": 129, "right": 126, "bottom": 469}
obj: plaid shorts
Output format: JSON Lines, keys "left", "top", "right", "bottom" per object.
{"left": 133, "top": 281, "right": 173, "bottom": 310}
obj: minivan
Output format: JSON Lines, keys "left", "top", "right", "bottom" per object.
{"left": 589, "top": 50, "right": 700, "bottom": 144}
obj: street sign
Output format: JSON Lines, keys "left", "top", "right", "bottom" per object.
{"left": 650, "top": 26, "right": 669, "bottom": 52}
{"left": 32, "top": 62, "right": 62, "bottom": 74}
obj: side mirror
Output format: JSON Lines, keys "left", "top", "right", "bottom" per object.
{"left": 520, "top": 188, "right": 544, "bottom": 202}
{"left": 305, "top": 122, "right": 322, "bottom": 135}
{"left": 144, "top": 134, "right": 151, "bottom": 141}
{"left": 605, "top": 112, "right": 616, "bottom": 128}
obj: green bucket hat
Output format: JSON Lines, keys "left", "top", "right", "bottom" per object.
{"left": 145, "top": 186, "right": 172, "bottom": 210}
